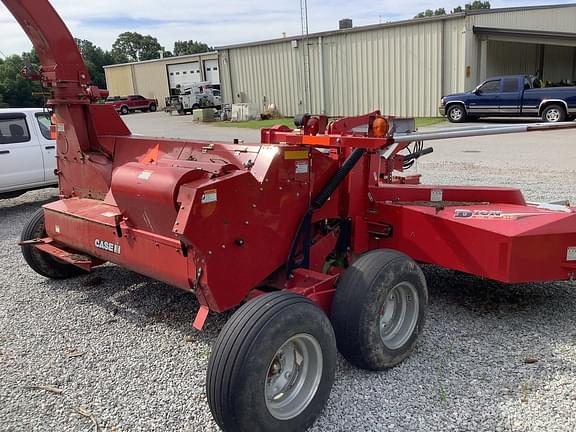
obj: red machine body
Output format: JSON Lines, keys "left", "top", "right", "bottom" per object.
{"left": 4, "top": 0, "right": 576, "bottom": 328}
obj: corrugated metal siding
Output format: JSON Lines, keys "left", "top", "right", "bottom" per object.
{"left": 443, "top": 19, "right": 467, "bottom": 95}
{"left": 543, "top": 45, "right": 576, "bottom": 82}
{"left": 222, "top": 42, "right": 305, "bottom": 115}
{"left": 130, "top": 62, "right": 169, "bottom": 102}
{"left": 104, "top": 66, "right": 134, "bottom": 96}
{"left": 486, "top": 40, "right": 540, "bottom": 77}
{"left": 470, "top": 6, "right": 576, "bottom": 33}
{"left": 464, "top": 6, "right": 576, "bottom": 87}
{"left": 223, "top": 18, "right": 465, "bottom": 117}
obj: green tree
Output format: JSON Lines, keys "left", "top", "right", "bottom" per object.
{"left": 75, "top": 39, "right": 119, "bottom": 88}
{"left": 465, "top": 1, "right": 490, "bottom": 10}
{"left": 173, "top": 40, "right": 213, "bottom": 56}
{"left": 112, "top": 32, "right": 163, "bottom": 62}
{"left": 417, "top": 1, "right": 490, "bottom": 17}
{"left": 415, "top": 8, "right": 446, "bottom": 18}
{"left": 0, "top": 54, "right": 44, "bottom": 107}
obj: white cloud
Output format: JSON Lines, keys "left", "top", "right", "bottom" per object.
{"left": 0, "top": 0, "right": 574, "bottom": 56}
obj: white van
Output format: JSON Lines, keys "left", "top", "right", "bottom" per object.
{"left": 0, "top": 108, "right": 57, "bottom": 198}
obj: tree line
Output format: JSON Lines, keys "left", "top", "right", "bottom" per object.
{"left": 0, "top": 33, "right": 213, "bottom": 108}
{"left": 415, "top": 1, "right": 490, "bottom": 18}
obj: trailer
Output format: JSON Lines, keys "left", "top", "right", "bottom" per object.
{"left": 4, "top": 1, "right": 576, "bottom": 431}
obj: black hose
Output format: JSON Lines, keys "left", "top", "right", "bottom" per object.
{"left": 312, "top": 148, "right": 366, "bottom": 209}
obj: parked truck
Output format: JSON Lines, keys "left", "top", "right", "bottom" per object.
{"left": 0, "top": 108, "right": 57, "bottom": 198}
{"left": 440, "top": 75, "right": 576, "bottom": 123}
{"left": 165, "top": 82, "right": 222, "bottom": 115}
{"left": 106, "top": 95, "right": 158, "bottom": 115}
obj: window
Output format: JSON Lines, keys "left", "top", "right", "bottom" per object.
{"left": 502, "top": 78, "right": 519, "bottom": 93}
{"left": 478, "top": 80, "right": 501, "bottom": 94}
{"left": 213, "top": 67, "right": 218, "bottom": 71}
{"left": 176, "top": 72, "right": 180, "bottom": 75}
{"left": 524, "top": 78, "right": 532, "bottom": 90}
{"left": 183, "top": 71, "right": 187, "bottom": 74}
{"left": 207, "top": 67, "right": 212, "bottom": 71}
{"left": 0, "top": 116, "right": 31, "bottom": 144}
{"left": 170, "top": 72, "right": 174, "bottom": 76}
{"left": 35, "top": 113, "right": 53, "bottom": 140}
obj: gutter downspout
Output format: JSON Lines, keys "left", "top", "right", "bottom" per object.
{"left": 318, "top": 36, "right": 325, "bottom": 114}
{"left": 225, "top": 49, "right": 234, "bottom": 104}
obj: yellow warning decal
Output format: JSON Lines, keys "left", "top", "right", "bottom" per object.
{"left": 284, "top": 150, "right": 309, "bottom": 160}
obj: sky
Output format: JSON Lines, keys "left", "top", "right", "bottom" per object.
{"left": 0, "top": 0, "right": 574, "bottom": 57}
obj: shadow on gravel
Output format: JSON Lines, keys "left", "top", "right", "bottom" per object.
{"left": 44, "top": 265, "right": 234, "bottom": 340}
{"left": 423, "top": 265, "right": 570, "bottom": 316}
{"left": 0, "top": 193, "right": 58, "bottom": 215}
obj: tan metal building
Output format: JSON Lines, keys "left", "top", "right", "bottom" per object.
{"left": 103, "top": 52, "right": 219, "bottom": 107}
{"left": 217, "top": 4, "right": 576, "bottom": 117}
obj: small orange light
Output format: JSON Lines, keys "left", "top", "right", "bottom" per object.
{"left": 372, "top": 117, "right": 389, "bottom": 138}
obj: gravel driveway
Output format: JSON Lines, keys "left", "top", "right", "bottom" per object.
{"left": 1, "top": 117, "right": 575, "bottom": 431}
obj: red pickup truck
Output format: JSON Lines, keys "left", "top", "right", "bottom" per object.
{"left": 105, "top": 95, "right": 158, "bottom": 115}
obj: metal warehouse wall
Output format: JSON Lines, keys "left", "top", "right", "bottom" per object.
{"left": 220, "top": 17, "right": 466, "bottom": 118}
{"left": 104, "top": 65, "right": 134, "bottom": 97}
{"left": 485, "top": 41, "right": 576, "bottom": 82}
{"left": 104, "top": 53, "right": 219, "bottom": 107}
{"left": 470, "top": 5, "right": 576, "bottom": 33}
{"left": 464, "top": 5, "right": 576, "bottom": 88}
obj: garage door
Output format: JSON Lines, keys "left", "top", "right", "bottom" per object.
{"left": 167, "top": 62, "right": 201, "bottom": 90}
{"left": 204, "top": 59, "right": 220, "bottom": 85}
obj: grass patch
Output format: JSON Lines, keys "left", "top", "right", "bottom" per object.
{"left": 213, "top": 117, "right": 445, "bottom": 129}
{"left": 214, "top": 118, "right": 296, "bottom": 129}
{"left": 415, "top": 117, "right": 446, "bottom": 127}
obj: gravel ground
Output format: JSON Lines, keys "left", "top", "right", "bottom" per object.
{"left": 1, "top": 122, "right": 575, "bottom": 431}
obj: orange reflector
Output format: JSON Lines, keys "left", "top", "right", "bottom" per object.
{"left": 302, "top": 135, "right": 331, "bottom": 146}
{"left": 140, "top": 144, "right": 160, "bottom": 164}
{"left": 50, "top": 125, "right": 57, "bottom": 140}
{"left": 372, "top": 117, "right": 389, "bottom": 138}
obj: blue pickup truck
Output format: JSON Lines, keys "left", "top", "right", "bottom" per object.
{"left": 440, "top": 75, "right": 576, "bottom": 123}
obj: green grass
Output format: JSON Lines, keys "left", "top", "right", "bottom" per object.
{"left": 415, "top": 117, "right": 446, "bottom": 127}
{"left": 213, "top": 117, "right": 445, "bottom": 129}
{"left": 214, "top": 118, "right": 296, "bottom": 129}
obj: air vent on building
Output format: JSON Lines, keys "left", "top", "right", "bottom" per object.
{"left": 339, "top": 19, "right": 353, "bottom": 30}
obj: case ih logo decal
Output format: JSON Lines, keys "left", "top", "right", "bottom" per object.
{"left": 95, "top": 239, "right": 121, "bottom": 254}
{"left": 454, "top": 209, "right": 545, "bottom": 220}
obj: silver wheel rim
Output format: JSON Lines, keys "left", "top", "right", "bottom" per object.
{"left": 379, "top": 282, "right": 420, "bottom": 350}
{"left": 546, "top": 109, "right": 560, "bottom": 122}
{"left": 449, "top": 107, "right": 463, "bottom": 121}
{"left": 265, "top": 333, "right": 323, "bottom": 420}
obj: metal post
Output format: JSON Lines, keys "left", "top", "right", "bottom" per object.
{"left": 479, "top": 38, "right": 488, "bottom": 82}
{"left": 318, "top": 36, "right": 325, "bottom": 114}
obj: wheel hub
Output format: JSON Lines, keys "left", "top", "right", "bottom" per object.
{"left": 265, "top": 333, "right": 323, "bottom": 420}
{"left": 379, "top": 282, "right": 420, "bottom": 350}
{"left": 546, "top": 109, "right": 560, "bottom": 122}
{"left": 450, "top": 108, "right": 462, "bottom": 121}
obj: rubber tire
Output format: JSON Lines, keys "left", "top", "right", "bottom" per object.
{"left": 446, "top": 104, "right": 467, "bottom": 123}
{"left": 331, "top": 249, "right": 427, "bottom": 371}
{"left": 148, "top": 103, "right": 157, "bottom": 112}
{"left": 120, "top": 106, "right": 129, "bottom": 115}
{"left": 207, "top": 292, "right": 336, "bottom": 432}
{"left": 21, "top": 209, "right": 86, "bottom": 279}
{"left": 192, "top": 104, "right": 200, "bottom": 112}
{"left": 541, "top": 104, "right": 566, "bottom": 123}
